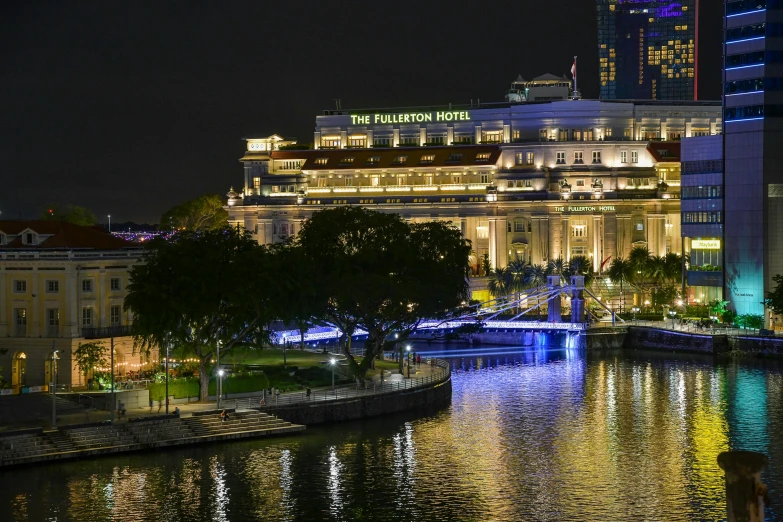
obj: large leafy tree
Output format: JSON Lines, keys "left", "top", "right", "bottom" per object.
{"left": 40, "top": 204, "right": 96, "bottom": 226}
{"left": 296, "top": 207, "right": 470, "bottom": 381}
{"left": 125, "top": 227, "right": 274, "bottom": 400}
{"left": 607, "top": 257, "right": 634, "bottom": 311}
{"left": 160, "top": 194, "right": 228, "bottom": 231}
{"left": 73, "top": 341, "right": 108, "bottom": 382}
{"left": 765, "top": 274, "right": 783, "bottom": 315}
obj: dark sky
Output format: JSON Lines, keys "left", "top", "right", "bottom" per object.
{"left": 1, "top": 1, "right": 723, "bottom": 224}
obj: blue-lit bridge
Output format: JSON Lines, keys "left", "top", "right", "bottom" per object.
{"left": 272, "top": 275, "right": 619, "bottom": 345}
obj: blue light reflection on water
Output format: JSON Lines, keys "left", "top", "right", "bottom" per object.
{"left": 1, "top": 341, "right": 782, "bottom": 522}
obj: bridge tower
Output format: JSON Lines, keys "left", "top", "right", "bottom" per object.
{"left": 570, "top": 275, "right": 586, "bottom": 324}
{"left": 547, "top": 275, "right": 561, "bottom": 323}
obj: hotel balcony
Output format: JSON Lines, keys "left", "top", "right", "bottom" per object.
{"left": 82, "top": 325, "right": 132, "bottom": 339}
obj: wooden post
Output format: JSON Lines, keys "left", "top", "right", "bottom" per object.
{"left": 717, "top": 451, "right": 769, "bottom": 522}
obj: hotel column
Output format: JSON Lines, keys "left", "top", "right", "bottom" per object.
{"left": 531, "top": 215, "right": 549, "bottom": 266}
{"left": 30, "top": 272, "right": 40, "bottom": 337}
{"left": 65, "top": 266, "right": 78, "bottom": 338}
{"left": 419, "top": 127, "right": 427, "bottom": 146}
{"left": 447, "top": 127, "right": 454, "bottom": 145}
{"left": 474, "top": 125, "right": 482, "bottom": 145}
{"left": 593, "top": 215, "right": 602, "bottom": 273}
{"left": 497, "top": 217, "right": 508, "bottom": 268}
{"left": 549, "top": 215, "right": 562, "bottom": 261}
{"left": 339, "top": 131, "right": 347, "bottom": 149}
{"left": 257, "top": 219, "right": 273, "bottom": 245}
{"left": 647, "top": 214, "right": 666, "bottom": 257}
{"left": 99, "top": 269, "right": 108, "bottom": 328}
{"left": 313, "top": 132, "right": 321, "bottom": 150}
{"left": 393, "top": 129, "right": 400, "bottom": 147}
{"left": 561, "top": 215, "right": 570, "bottom": 261}
{"left": 488, "top": 218, "right": 498, "bottom": 270}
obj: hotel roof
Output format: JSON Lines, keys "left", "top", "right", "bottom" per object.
{"left": 0, "top": 220, "right": 137, "bottom": 251}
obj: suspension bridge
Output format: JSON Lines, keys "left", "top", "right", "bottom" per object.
{"left": 272, "top": 275, "right": 620, "bottom": 345}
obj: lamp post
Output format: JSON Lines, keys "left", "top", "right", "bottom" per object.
{"left": 406, "top": 345, "right": 411, "bottom": 378}
{"left": 330, "top": 358, "right": 336, "bottom": 393}
{"left": 110, "top": 336, "right": 115, "bottom": 423}
{"left": 218, "top": 369, "right": 224, "bottom": 408}
{"left": 51, "top": 347, "right": 58, "bottom": 429}
{"left": 165, "top": 334, "right": 170, "bottom": 414}
{"left": 668, "top": 310, "right": 677, "bottom": 329}
{"left": 107, "top": 214, "right": 111, "bottom": 233}
{"left": 632, "top": 307, "right": 640, "bottom": 323}
{"left": 216, "top": 340, "right": 222, "bottom": 409}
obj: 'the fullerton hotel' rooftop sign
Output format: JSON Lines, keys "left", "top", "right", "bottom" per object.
{"left": 350, "top": 111, "right": 471, "bottom": 125}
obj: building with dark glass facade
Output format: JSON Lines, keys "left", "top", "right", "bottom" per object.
{"left": 597, "top": 0, "right": 698, "bottom": 100}
{"left": 723, "top": 0, "right": 783, "bottom": 321}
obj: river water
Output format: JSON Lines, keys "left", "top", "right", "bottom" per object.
{"left": 2, "top": 344, "right": 782, "bottom": 522}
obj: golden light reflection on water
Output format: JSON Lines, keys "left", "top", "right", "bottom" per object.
{"left": 3, "top": 352, "right": 782, "bottom": 522}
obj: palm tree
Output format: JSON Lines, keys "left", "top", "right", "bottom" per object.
{"left": 566, "top": 255, "right": 594, "bottom": 286}
{"left": 525, "top": 263, "right": 548, "bottom": 320}
{"left": 607, "top": 257, "right": 635, "bottom": 312}
{"left": 628, "top": 246, "right": 652, "bottom": 281}
{"left": 487, "top": 267, "right": 511, "bottom": 299}
{"left": 506, "top": 258, "right": 528, "bottom": 311}
{"left": 663, "top": 252, "right": 683, "bottom": 283}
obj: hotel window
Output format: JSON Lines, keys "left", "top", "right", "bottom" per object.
{"left": 480, "top": 172, "right": 490, "bottom": 184}
{"left": 571, "top": 246, "right": 588, "bottom": 256}
{"left": 620, "top": 151, "right": 628, "bottom": 164}
{"left": 321, "top": 138, "right": 340, "bottom": 149}
{"left": 691, "top": 128, "right": 710, "bottom": 137}
{"left": 366, "top": 156, "right": 380, "bottom": 166}
{"left": 513, "top": 130, "right": 520, "bottom": 140}
{"left": 539, "top": 129, "right": 548, "bottom": 140}
{"left": 426, "top": 135, "right": 445, "bottom": 145}
{"left": 558, "top": 129, "right": 568, "bottom": 141}
{"left": 624, "top": 128, "right": 632, "bottom": 138}
{"left": 345, "top": 176, "right": 353, "bottom": 187}
{"left": 583, "top": 129, "right": 594, "bottom": 141}
{"left": 46, "top": 280, "right": 59, "bottom": 293}
{"left": 272, "top": 185, "right": 280, "bottom": 193}
{"left": 315, "top": 157, "right": 329, "bottom": 166}
{"left": 571, "top": 129, "right": 582, "bottom": 141}
{"left": 556, "top": 151, "right": 566, "bottom": 165}
{"left": 374, "top": 137, "right": 391, "bottom": 147}
{"left": 82, "top": 307, "right": 93, "bottom": 327}
{"left": 400, "top": 135, "right": 418, "bottom": 146}
{"left": 514, "top": 153, "right": 528, "bottom": 166}
{"left": 253, "top": 176, "right": 261, "bottom": 189}
{"left": 280, "top": 223, "right": 289, "bottom": 236}
{"left": 281, "top": 160, "right": 302, "bottom": 170}
{"left": 572, "top": 224, "right": 587, "bottom": 238}
{"left": 507, "top": 180, "right": 515, "bottom": 189}
{"left": 348, "top": 136, "right": 367, "bottom": 148}
{"left": 420, "top": 155, "right": 435, "bottom": 165}
{"left": 47, "top": 308, "right": 59, "bottom": 335}
{"left": 425, "top": 175, "right": 433, "bottom": 185}
{"left": 15, "top": 308, "right": 27, "bottom": 335}
{"left": 476, "top": 153, "right": 491, "bottom": 162}
{"left": 397, "top": 175, "right": 406, "bottom": 186}
{"left": 371, "top": 176, "right": 380, "bottom": 187}
{"left": 82, "top": 279, "right": 93, "bottom": 293}
{"left": 452, "top": 174, "right": 461, "bottom": 184}
{"left": 476, "top": 221, "right": 489, "bottom": 239}
{"left": 110, "top": 278, "right": 121, "bottom": 291}
{"left": 631, "top": 151, "right": 639, "bottom": 163}
{"left": 515, "top": 220, "right": 526, "bottom": 232}
{"left": 481, "top": 131, "right": 502, "bottom": 144}
{"left": 592, "top": 151, "right": 602, "bottom": 164}
{"left": 574, "top": 151, "right": 584, "bottom": 164}
{"left": 13, "top": 280, "right": 26, "bottom": 293}
{"left": 453, "top": 135, "right": 472, "bottom": 144}
{"left": 110, "top": 305, "right": 122, "bottom": 327}
{"left": 523, "top": 179, "right": 532, "bottom": 187}
{"left": 447, "top": 153, "right": 463, "bottom": 162}
{"left": 339, "top": 157, "right": 355, "bottom": 165}
{"left": 576, "top": 179, "right": 585, "bottom": 187}
{"left": 318, "top": 176, "right": 328, "bottom": 187}
{"left": 392, "top": 155, "right": 407, "bottom": 165}
{"left": 604, "top": 127, "right": 612, "bottom": 138}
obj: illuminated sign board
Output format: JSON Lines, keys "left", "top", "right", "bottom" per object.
{"left": 553, "top": 205, "right": 616, "bottom": 212}
{"left": 350, "top": 111, "right": 471, "bottom": 125}
{"left": 691, "top": 239, "right": 721, "bottom": 250}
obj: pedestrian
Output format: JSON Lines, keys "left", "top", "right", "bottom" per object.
{"left": 306, "top": 387, "right": 312, "bottom": 399}
{"left": 174, "top": 406, "right": 180, "bottom": 416}
{"left": 417, "top": 354, "right": 421, "bottom": 367}
{"left": 220, "top": 409, "right": 228, "bottom": 422}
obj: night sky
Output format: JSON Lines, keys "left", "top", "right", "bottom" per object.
{"left": 1, "top": 1, "right": 723, "bottom": 224}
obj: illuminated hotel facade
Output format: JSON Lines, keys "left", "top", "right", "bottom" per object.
{"left": 597, "top": 0, "right": 698, "bottom": 100}
{"left": 227, "top": 93, "right": 721, "bottom": 301}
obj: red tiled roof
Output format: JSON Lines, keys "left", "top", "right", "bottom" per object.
{"left": 0, "top": 221, "right": 136, "bottom": 250}
{"left": 646, "top": 141, "right": 681, "bottom": 163}
{"left": 265, "top": 145, "right": 501, "bottom": 170}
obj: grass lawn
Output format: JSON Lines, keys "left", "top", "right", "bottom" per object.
{"left": 231, "top": 347, "right": 334, "bottom": 368}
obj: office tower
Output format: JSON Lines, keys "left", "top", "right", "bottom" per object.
{"left": 597, "top": 0, "right": 698, "bottom": 100}
{"left": 723, "top": 0, "right": 783, "bottom": 319}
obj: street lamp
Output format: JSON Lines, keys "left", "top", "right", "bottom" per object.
{"left": 632, "top": 307, "right": 640, "bottom": 322}
{"left": 406, "top": 345, "right": 411, "bottom": 378}
{"left": 51, "top": 348, "right": 59, "bottom": 429}
{"left": 216, "top": 340, "right": 222, "bottom": 408}
{"left": 107, "top": 214, "right": 111, "bottom": 233}
{"left": 668, "top": 310, "right": 677, "bottom": 329}
{"left": 330, "top": 358, "right": 336, "bottom": 392}
{"left": 217, "top": 369, "right": 224, "bottom": 409}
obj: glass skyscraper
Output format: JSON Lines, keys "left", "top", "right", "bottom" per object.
{"left": 597, "top": 0, "right": 698, "bottom": 100}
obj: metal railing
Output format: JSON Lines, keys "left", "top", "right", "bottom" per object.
{"left": 238, "top": 359, "right": 450, "bottom": 410}
{"left": 626, "top": 320, "right": 780, "bottom": 338}
{"left": 82, "top": 325, "right": 133, "bottom": 339}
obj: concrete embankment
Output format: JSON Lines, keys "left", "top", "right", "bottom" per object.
{"left": 586, "top": 325, "right": 783, "bottom": 357}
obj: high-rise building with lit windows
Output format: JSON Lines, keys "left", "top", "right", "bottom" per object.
{"left": 597, "top": 0, "right": 698, "bottom": 100}
{"left": 723, "top": 0, "right": 783, "bottom": 320}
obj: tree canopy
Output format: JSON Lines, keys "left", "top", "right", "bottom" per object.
{"left": 125, "top": 226, "right": 275, "bottom": 400}
{"left": 40, "top": 204, "right": 96, "bottom": 226}
{"left": 765, "top": 274, "right": 783, "bottom": 315}
{"left": 160, "top": 194, "right": 228, "bottom": 231}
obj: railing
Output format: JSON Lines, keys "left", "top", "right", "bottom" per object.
{"left": 242, "top": 359, "right": 450, "bottom": 410}
{"left": 626, "top": 319, "right": 779, "bottom": 338}
{"left": 82, "top": 326, "right": 132, "bottom": 339}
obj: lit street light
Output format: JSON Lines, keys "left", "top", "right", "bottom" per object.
{"left": 107, "top": 214, "right": 111, "bottom": 233}
{"left": 632, "top": 307, "right": 640, "bottom": 322}
{"left": 330, "top": 358, "right": 336, "bottom": 392}
{"left": 668, "top": 310, "right": 678, "bottom": 329}
{"left": 51, "top": 347, "right": 59, "bottom": 429}
{"left": 406, "top": 345, "right": 411, "bottom": 378}
{"left": 217, "top": 369, "right": 225, "bottom": 409}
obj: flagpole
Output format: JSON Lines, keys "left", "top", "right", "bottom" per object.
{"left": 573, "top": 56, "right": 578, "bottom": 99}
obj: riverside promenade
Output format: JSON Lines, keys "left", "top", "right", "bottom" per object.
{"left": 0, "top": 358, "right": 451, "bottom": 468}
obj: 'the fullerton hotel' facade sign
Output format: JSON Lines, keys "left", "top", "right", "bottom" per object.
{"left": 350, "top": 111, "right": 471, "bottom": 125}
{"left": 553, "top": 205, "right": 617, "bottom": 212}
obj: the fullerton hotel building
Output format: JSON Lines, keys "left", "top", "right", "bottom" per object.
{"left": 227, "top": 79, "right": 721, "bottom": 297}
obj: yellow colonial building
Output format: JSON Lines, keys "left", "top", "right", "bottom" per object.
{"left": 0, "top": 221, "right": 145, "bottom": 392}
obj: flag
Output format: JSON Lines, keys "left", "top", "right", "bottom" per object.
{"left": 600, "top": 255, "right": 612, "bottom": 271}
{"left": 571, "top": 59, "right": 577, "bottom": 79}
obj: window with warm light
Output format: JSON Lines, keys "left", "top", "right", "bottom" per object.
{"left": 574, "top": 151, "right": 584, "bottom": 164}
{"left": 556, "top": 151, "right": 566, "bottom": 164}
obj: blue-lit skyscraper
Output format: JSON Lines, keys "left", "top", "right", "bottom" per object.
{"left": 723, "top": 0, "right": 783, "bottom": 320}
{"left": 597, "top": 0, "right": 698, "bottom": 100}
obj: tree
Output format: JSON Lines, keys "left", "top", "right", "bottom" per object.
{"left": 160, "top": 194, "right": 228, "bottom": 231}
{"left": 125, "top": 226, "right": 275, "bottom": 401}
{"left": 73, "top": 341, "right": 108, "bottom": 384}
{"left": 295, "top": 207, "right": 470, "bottom": 382}
{"left": 765, "top": 274, "right": 783, "bottom": 315}
{"left": 487, "top": 267, "right": 511, "bottom": 298}
{"left": 564, "top": 255, "right": 594, "bottom": 286}
{"left": 41, "top": 204, "right": 96, "bottom": 226}
{"left": 607, "top": 257, "right": 634, "bottom": 311}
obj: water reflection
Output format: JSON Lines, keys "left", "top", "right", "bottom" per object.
{"left": 1, "top": 348, "right": 781, "bottom": 521}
